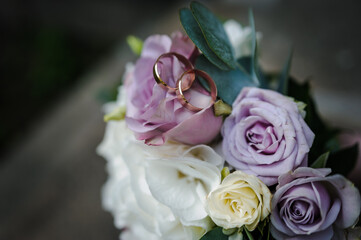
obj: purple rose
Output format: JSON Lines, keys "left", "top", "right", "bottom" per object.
{"left": 125, "top": 33, "right": 222, "bottom": 145}
{"left": 271, "top": 167, "right": 361, "bottom": 240}
{"left": 222, "top": 87, "right": 315, "bottom": 185}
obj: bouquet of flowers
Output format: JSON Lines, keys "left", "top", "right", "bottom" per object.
{"left": 97, "top": 2, "right": 361, "bottom": 239}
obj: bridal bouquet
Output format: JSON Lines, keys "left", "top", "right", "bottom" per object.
{"left": 97, "top": 2, "right": 361, "bottom": 239}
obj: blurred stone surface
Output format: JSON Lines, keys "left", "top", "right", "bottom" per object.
{"left": 0, "top": 0, "right": 361, "bottom": 239}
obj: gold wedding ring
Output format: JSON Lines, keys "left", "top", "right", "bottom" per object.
{"left": 153, "top": 52, "right": 194, "bottom": 92}
{"left": 176, "top": 69, "right": 217, "bottom": 112}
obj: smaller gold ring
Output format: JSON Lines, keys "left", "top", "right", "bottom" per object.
{"left": 153, "top": 52, "right": 194, "bottom": 92}
{"left": 176, "top": 69, "right": 217, "bottom": 112}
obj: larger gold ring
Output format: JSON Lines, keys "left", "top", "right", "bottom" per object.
{"left": 153, "top": 52, "right": 194, "bottom": 92}
{"left": 176, "top": 69, "right": 217, "bottom": 112}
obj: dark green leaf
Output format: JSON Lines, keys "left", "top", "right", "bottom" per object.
{"left": 287, "top": 78, "right": 340, "bottom": 164}
{"left": 257, "top": 219, "right": 267, "bottom": 236}
{"left": 277, "top": 49, "right": 293, "bottom": 94}
{"left": 244, "top": 228, "right": 254, "bottom": 240}
{"left": 248, "top": 9, "right": 266, "bottom": 88}
{"left": 179, "top": 8, "right": 231, "bottom": 70}
{"left": 267, "top": 223, "right": 271, "bottom": 240}
{"left": 196, "top": 55, "right": 256, "bottom": 105}
{"left": 238, "top": 57, "right": 267, "bottom": 87}
{"left": 327, "top": 143, "right": 359, "bottom": 176}
{"left": 238, "top": 57, "right": 252, "bottom": 73}
{"left": 190, "top": 1, "right": 236, "bottom": 69}
{"left": 311, "top": 152, "right": 329, "bottom": 168}
{"left": 200, "top": 227, "right": 228, "bottom": 240}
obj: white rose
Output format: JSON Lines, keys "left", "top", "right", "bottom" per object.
{"left": 143, "top": 142, "right": 224, "bottom": 233}
{"left": 98, "top": 119, "right": 214, "bottom": 239}
{"left": 206, "top": 170, "right": 271, "bottom": 231}
{"left": 223, "top": 19, "right": 262, "bottom": 59}
{"left": 98, "top": 120, "right": 185, "bottom": 239}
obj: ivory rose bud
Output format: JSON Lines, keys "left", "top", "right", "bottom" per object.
{"left": 125, "top": 33, "right": 222, "bottom": 146}
{"left": 206, "top": 170, "right": 272, "bottom": 231}
{"left": 222, "top": 87, "right": 315, "bottom": 186}
{"left": 271, "top": 167, "right": 361, "bottom": 240}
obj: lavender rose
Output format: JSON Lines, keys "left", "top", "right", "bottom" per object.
{"left": 125, "top": 33, "right": 222, "bottom": 145}
{"left": 271, "top": 167, "right": 361, "bottom": 240}
{"left": 222, "top": 87, "right": 314, "bottom": 185}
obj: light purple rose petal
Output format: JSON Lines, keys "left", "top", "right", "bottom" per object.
{"left": 222, "top": 87, "right": 315, "bottom": 185}
{"left": 326, "top": 174, "right": 361, "bottom": 228}
{"left": 125, "top": 33, "right": 222, "bottom": 145}
{"left": 271, "top": 167, "right": 361, "bottom": 240}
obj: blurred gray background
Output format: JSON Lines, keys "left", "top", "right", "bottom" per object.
{"left": 1, "top": 0, "right": 361, "bottom": 239}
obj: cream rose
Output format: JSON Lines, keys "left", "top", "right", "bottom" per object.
{"left": 206, "top": 170, "right": 272, "bottom": 231}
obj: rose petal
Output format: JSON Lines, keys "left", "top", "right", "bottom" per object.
{"left": 327, "top": 175, "right": 361, "bottom": 228}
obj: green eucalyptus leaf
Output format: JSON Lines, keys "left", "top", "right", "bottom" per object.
{"left": 311, "top": 152, "right": 329, "bottom": 168}
{"left": 190, "top": 1, "right": 236, "bottom": 69}
{"left": 327, "top": 143, "right": 359, "bottom": 176}
{"left": 196, "top": 55, "right": 256, "bottom": 105}
{"left": 238, "top": 56, "right": 267, "bottom": 87}
{"left": 277, "top": 49, "right": 293, "bottom": 94}
{"left": 179, "top": 8, "right": 231, "bottom": 70}
{"left": 200, "top": 227, "right": 228, "bottom": 240}
{"left": 237, "top": 56, "right": 252, "bottom": 73}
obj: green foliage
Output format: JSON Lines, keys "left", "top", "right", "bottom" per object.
{"left": 179, "top": 1, "right": 237, "bottom": 70}
{"left": 244, "top": 228, "right": 254, "bottom": 240}
{"left": 179, "top": 8, "right": 231, "bottom": 70}
{"left": 190, "top": 1, "right": 236, "bottom": 69}
{"left": 286, "top": 78, "right": 359, "bottom": 174}
{"left": 311, "top": 152, "right": 329, "bottom": 168}
{"left": 126, "top": 35, "right": 143, "bottom": 56}
{"left": 276, "top": 49, "right": 293, "bottom": 95}
{"left": 103, "top": 106, "right": 126, "bottom": 122}
{"left": 201, "top": 219, "right": 276, "bottom": 240}
{"left": 222, "top": 228, "right": 237, "bottom": 236}
{"left": 200, "top": 227, "right": 228, "bottom": 240}
{"left": 196, "top": 55, "right": 256, "bottom": 105}
{"left": 180, "top": 3, "right": 268, "bottom": 106}
{"left": 221, "top": 167, "right": 230, "bottom": 181}
{"left": 287, "top": 79, "right": 340, "bottom": 164}
{"left": 214, "top": 100, "right": 232, "bottom": 117}
{"left": 248, "top": 9, "right": 262, "bottom": 87}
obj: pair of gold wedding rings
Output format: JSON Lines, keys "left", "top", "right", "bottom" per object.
{"left": 153, "top": 52, "right": 217, "bottom": 112}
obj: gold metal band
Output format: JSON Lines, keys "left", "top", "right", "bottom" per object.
{"left": 153, "top": 52, "right": 194, "bottom": 92}
{"left": 176, "top": 69, "right": 217, "bottom": 112}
